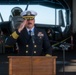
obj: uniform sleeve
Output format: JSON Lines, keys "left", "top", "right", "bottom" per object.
{"left": 5, "top": 30, "right": 20, "bottom": 46}
{"left": 43, "top": 30, "right": 52, "bottom": 55}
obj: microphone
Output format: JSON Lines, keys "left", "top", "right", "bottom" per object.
{"left": 31, "top": 31, "right": 35, "bottom": 44}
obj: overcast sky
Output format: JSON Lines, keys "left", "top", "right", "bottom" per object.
{"left": 0, "top": 5, "right": 56, "bottom": 25}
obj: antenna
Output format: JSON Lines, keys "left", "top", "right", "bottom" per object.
{"left": 0, "top": 13, "right": 4, "bottom": 22}
{"left": 25, "top": 2, "right": 29, "bottom": 10}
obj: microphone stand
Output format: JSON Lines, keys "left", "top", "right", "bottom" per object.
{"left": 60, "top": 42, "right": 70, "bottom": 75}
{"left": 30, "top": 32, "right": 35, "bottom": 75}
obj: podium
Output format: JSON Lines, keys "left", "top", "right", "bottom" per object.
{"left": 8, "top": 56, "right": 57, "bottom": 75}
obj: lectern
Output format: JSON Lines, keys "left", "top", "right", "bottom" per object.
{"left": 8, "top": 56, "right": 57, "bottom": 75}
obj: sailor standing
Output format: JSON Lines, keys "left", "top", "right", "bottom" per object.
{"left": 5, "top": 10, "right": 52, "bottom": 56}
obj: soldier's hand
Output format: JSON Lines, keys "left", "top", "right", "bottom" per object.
{"left": 45, "top": 54, "right": 52, "bottom": 57}
{"left": 18, "top": 20, "right": 27, "bottom": 33}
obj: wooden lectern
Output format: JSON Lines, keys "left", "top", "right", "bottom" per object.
{"left": 8, "top": 56, "right": 57, "bottom": 75}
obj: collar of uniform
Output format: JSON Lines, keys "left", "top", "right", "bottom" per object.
{"left": 26, "top": 27, "right": 34, "bottom": 34}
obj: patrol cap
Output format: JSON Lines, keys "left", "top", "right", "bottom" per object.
{"left": 20, "top": 10, "right": 37, "bottom": 20}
